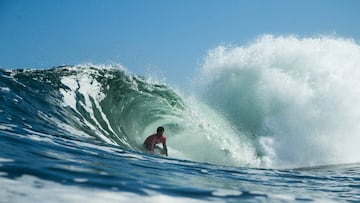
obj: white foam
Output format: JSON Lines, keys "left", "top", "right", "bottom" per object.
{"left": 0, "top": 86, "right": 10, "bottom": 92}
{"left": 0, "top": 124, "right": 14, "bottom": 131}
{"left": 200, "top": 35, "right": 360, "bottom": 168}
{"left": 212, "top": 189, "right": 242, "bottom": 197}
{"left": 0, "top": 158, "right": 14, "bottom": 162}
{"left": 0, "top": 175, "right": 213, "bottom": 203}
{"left": 0, "top": 172, "right": 8, "bottom": 176}
{"left": 73, "top": 178, "right": 88, "bottom": 183}
{"left": 59, "top": 67, "right": 117, "bottom": 144}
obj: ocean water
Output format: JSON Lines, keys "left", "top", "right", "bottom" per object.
{"left": 1, "top": 35, "right": 360, "bottom": 202}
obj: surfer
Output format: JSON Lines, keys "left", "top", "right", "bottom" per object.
{"left": 143, "top": 127, "right": 168, "bottom": 156}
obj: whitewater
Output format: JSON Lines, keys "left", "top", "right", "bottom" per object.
{"left": 1, "top": 35, "right": 360, "bottom": 202}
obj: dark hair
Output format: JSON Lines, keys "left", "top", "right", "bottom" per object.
{"left": 157, "top": 126, "right": 164, "bottom": 132}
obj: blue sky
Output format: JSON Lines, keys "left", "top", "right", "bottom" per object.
{"left": 1, "top": 0, "right": 359, "bottom": 86}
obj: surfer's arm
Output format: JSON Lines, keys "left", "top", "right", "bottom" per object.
{"left": 163, "top": 142, "right": 168, "bottom": 156}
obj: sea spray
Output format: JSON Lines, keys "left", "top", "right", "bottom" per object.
{"left": 199, "top": 35, "right": 360, "bottom": 168}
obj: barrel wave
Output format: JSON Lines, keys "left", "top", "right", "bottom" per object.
{"left": 0, "top": 65, "right": 257, "bottom": 167}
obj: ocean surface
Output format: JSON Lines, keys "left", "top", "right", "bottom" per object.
{"left": 1, "top": 36, "right": 360, "bottom": 202}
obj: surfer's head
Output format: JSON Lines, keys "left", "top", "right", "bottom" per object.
{"left": 156, "top": 126, "right": 164, "bottom": 136}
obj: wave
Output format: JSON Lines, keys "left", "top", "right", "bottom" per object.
{"left": 0, "top": 65, "right": 258, "bottom": 167}
{"left": 2, "top": 35, "right": 360, "bottom": 169}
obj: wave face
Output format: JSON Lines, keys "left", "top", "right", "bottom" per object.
{"left": 0, "top": 65, "right": 258, "bottom": 167}
{"left": 199, "top": 35, "right": 360, "bottom": 168}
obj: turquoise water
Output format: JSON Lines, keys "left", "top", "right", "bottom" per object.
{"left": 1, "top": 36, "right": 360, "bottom": 202}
